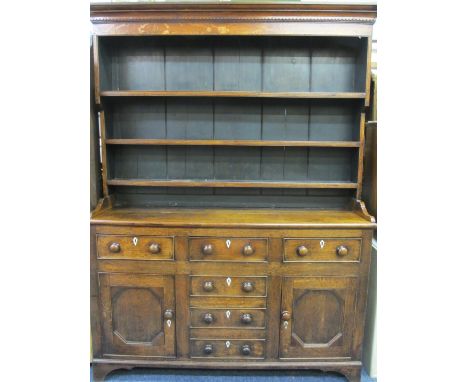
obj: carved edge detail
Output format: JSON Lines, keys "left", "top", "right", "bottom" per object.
{"left": 313, "top": 365, "right": 362, "bottom": 382}
{"left": 92, "top": 363, "right": 134, "bottom": 382}
{"left": 352, "top": 199, "right": 376, "bottom": 224}
{"left": 91, "top": 16, "right": 376, "bottom": 25}
{"left": 340, "top": 366, "right": 362, "bottom": 382}
{"left": 91, "top": 362, "right": 361, "bottom": 382}
{"left": 91, "top": 196, "right": 114, "bottom": 218}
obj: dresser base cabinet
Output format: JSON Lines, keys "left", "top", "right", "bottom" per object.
{"left": 90, "top": 2, "right": 377, "bottom": 381}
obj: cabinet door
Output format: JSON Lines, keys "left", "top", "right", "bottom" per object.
{"left": 280, "top": 277, "right": 358, "bottom": 359}
{"left": 99, "top": 273, "right": 175, "bottom": 357}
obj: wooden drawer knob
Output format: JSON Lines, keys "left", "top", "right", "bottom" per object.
{"left": 203, "top": 313, "right": 214, "bottom": 324}
{"left": 242, "top": 281, "right": 254, "bottom": 293}
{"left": 281, "top": 311, "right": 291, "bottom": 321}
{"left": 242, "top": 244, "right": 255, "bottom": 256}
{"left": 240, "top": 313, "right": 253, "bottom": 324}
{"left": 164, "top": 309, "right": 174, "bottom": 320}
{"left": 109, "top": 242, "right": 121, "bottom": 253}
{"left": 203, "top": 281, "right": 214, "bottom": 292}
{"left": 148, "top": 243, "right": 161, "bottom": 254}
{"left": 296, "top": 245, "right": 308, "bottom": 256}
{"left": 336, "top": 245, "right": 349, "bottom": 257}
{"left": 202, "top": 244, "right": 213, "bottom": 255}
{"left": 203, "top": 344, "right": 214, "bottom": 355}
{"left": 241, "top": 344, "right": 251, "bottom": 356}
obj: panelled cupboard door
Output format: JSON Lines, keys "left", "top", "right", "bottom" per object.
{"left": 280, "top": 277, "right": 358, "bottom": 359}
{"left": 99, "top": 273, "right": 176, "bottom": 357}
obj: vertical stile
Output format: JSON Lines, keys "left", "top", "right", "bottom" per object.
{"left": 365, "top": 36, "right": 373, "bottom": 107}
{"left": 99, "top": 111, "right": 109, "bottom": 196}
{"left": 92, "top": 35, "right": 101, "bottom": 106}
{"left": 356, "top": 112, "right": 366, "bottom": 199}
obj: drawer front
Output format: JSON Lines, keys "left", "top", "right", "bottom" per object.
{"left": 190, "top": 296, "right": 266, "bottom": 309}
{"left": 190, "top": 339, "right": 265, "bottom": 359}
{"left": 97, "top": 235, "right": 174, "bottom": 261}
{"left": 189, "top": 237, "right": 268, "bottom": 262}
{"left": 190, "top": 308, "right": 266, "bottom": 328}
{"left": 190, "top": 276, "right": 267, "bottom": 297}
{"left": 283, "top": 238, "right": 361, "bottom": 262}
{"left": 191, "top": 328, "right": 265, "bottom": 340}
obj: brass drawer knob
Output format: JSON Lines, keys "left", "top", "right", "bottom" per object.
{"left": 240, "top": 313, "right": 253, "bottom": 324}
{"left": 242, "top": 244, "right": 255, "bottom": 256}
{"left": 203, "top": 281, "right": 214, "bottom": 292}
{"left": 203, "top": 344, "right": 214, "bottom": 355}
{"left": 202, "top": 244, "right": 213, "bottom": 255}
{"left": 296, "top": 245, "right": 308, "bottom": 256}
{"left": 241, "top": 344, "right": 251, "bottom": 356}
{"left": 203, "top": 313, "right": 214, "bottom": 324}
{"left": 242, "top": 281, "right": 254, "bottom": 293}
{"left": 164, "top": 309, "right": 174, "bottom": 320}
{"left": 109, "top": 242, "right": 121, "bottom": 253}
{"left": 148, "top": 243, "right": 161, "bottom": 254}
{"left": 281, "top": 311, "right": 291, "bottom": 321}
{"left": 336, "top": 245, "right": 349, "bottom": 257}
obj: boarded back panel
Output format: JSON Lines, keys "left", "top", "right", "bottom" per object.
{"left": 214, "top": 38, "right": 262, "bottom": 91}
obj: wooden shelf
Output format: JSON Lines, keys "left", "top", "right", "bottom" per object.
{"left": 107, "top": 179, "right": 358, "bottom": 189}
{"left": 101, "top": 90, "right": 366, "bottom": 99}
{"left": 106, "top": 139, "right": 360, "bottom": 148}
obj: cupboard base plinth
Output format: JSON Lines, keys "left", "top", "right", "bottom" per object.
{"left": 92, "top": 359, "right": 362, "bottom": 382}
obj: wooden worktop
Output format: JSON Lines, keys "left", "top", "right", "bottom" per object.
{"left": 91, "top": 205, "right": 375, "bottom": 229}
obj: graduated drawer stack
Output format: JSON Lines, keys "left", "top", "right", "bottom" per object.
{"left": 189, "top": 237, "right": 268, "bottom": 360}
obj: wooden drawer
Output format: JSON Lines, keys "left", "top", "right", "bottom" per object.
{"left": 283, "top": 238, "right": 361, "bottom": 262}
{"left": 189, "top": 237, "right": 268, "bottom": 262}
{"left": 190, "top": 296, "right": 266, "bottom": 309}
{"left": 190, "top": 339, "right": 265, "bottom": 359}
{"left": 97, "top": 235, "right": 174, "bottom": 261}
{"left": 190, "top": 308, "right": 266, "bottom": 328}
{"left": 190, "top": 276, "right": 267, "bottom": 297}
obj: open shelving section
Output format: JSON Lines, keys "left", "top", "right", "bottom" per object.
{"left": 94, "top": 35, "right": 370, "bottom": 208}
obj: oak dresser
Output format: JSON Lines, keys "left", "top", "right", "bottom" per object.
{"left": 90, "top": 2, "right": 377, "bottom": 381}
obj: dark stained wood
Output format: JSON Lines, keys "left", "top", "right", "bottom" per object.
{"left": 190, "top": 339, "right": 265, "bottom": 359}
{"left": 106, "top": 139, "right": 361, "bottom": 148}
{"left": 362, "top": 121, "right": 377, "bottom": 219}
{"left": 189, "top": 237, "right": 268, "bottom": 262}
{"left": 99, "top": 111, "right": 109, "bottom": 196}
{"left": 101, "top": 90, "right": 366, "bottom": 99}
{"left": 91, "top": 3, "right": 376, "bottom": 382}
{"left": 99, "top": 273, "right": 176, "bottom": 357}
{"left": 190, "top": 276, "right": 267, "bottom": 297}
{"left": 279, "top": 277, "right": 358, "bottom": 359}
{"left": 190, "top": 308, "right": 266, "bottom": 329}
{"left": 351, "top": 198, "right": 376, "bottom": 223}
{"left": 356, "top": 112, "right": 366, "bottom": 199}
{"left": 107, "top": 179, "right": 359, "bottom": 189}
{"left": 92, "top": 356, "right": 362, "bottom": 369}
{"left": 90, "top": 226, "right": 102, "bottom": 359}
{"left": 190, "top": 328, "right": 265, "bottom": 340}
{"left": 92, "top": 363, "right": 134, "bottom": 382}
{"left": 91, "top": 2, "right": 376, "bottom": 38}
{"left": 92, "top": 207, "right": 376, "bottom": 229}
{"left": 175, "top": 274, "right": 190, "bottom": 359}
{"left": 190, "top": 296, "right": 267, "bottom": 309}
{"left": 96, "top": 235, "right": 174, "bottom": 261}
{"left": 283, "top": 238, "right": 361, "bottom": 263}
{"left": 90, "top": 40, "right": 102, "bottom": 210}
{"left": 350, "top": 229, "right": 374, "bottom": 360}
{"left": 92, "top": 35, "right": 101, "bottom": 106}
